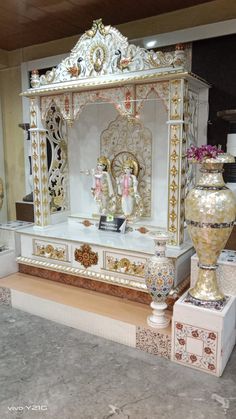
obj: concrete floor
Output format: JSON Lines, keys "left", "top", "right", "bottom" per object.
{"left": 0, "top": 305, "right": 236, "bottom": 419}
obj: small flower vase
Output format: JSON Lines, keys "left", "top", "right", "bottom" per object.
{"left": 145, "top": 232, "right": 175, "bottom": 328}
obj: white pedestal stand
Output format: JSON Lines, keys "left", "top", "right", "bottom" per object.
{"left": 147, "top": 301, "right": 170, "bottom": 329}
{"left": 171, "top": 291, "right": 236, "bottom": 376}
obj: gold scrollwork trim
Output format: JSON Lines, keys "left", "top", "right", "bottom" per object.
{"left": 16, "top": 256, "right": 147, "bottom": 291}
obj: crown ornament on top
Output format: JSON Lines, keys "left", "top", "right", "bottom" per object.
{"left": 30, "top": 19, "right": 188, "bottom": 88}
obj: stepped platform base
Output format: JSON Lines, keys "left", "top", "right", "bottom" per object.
{"left": 18, "top": 263, "right": 189, "bottom": 308}
{"left": 0, "top": 273, "right": 172, "bottom": 359}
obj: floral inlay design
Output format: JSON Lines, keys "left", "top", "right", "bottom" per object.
{"left": 136, "top": 326, "right": 171, "bottom": 359}
{"left": 174, "top": 322, "right": 218, "bottom": 374}
{"left": 74, "top": 244, "right": 98, "bottom": 268}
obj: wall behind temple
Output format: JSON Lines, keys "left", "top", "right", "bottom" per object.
{"left": 0, "top": 67, "right": 24, "bottom": 220}
{"left": 192, "top": 34, "right": 236, "bottom": 149}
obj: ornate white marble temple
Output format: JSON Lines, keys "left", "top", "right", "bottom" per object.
{"left": 18, "top": 19, "right": 209, "bottom": 298}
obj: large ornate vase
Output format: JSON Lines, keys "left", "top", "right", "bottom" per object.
{"left": 185, "top": 155, "right": 236, "bottom": 303}
{"left": 145, "top": 232, "right": 175, "bottom": 328}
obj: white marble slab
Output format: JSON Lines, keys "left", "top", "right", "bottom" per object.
{"left": 17, "top": 221, "right": 193, "bottom": 258}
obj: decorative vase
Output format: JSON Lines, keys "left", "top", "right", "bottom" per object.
{"left": 185, "top": 153, "right": 236, "bottom": 305}
{"left": 145, "top": 232, "right": 175, "bottom": 328}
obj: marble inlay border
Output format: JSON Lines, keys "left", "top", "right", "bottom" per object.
{"left": 186, "top": 220, "right": 234, "bottom": 229}
{"left": 173, "top": 321, "right": 218, "bottom": 374}
{"left": 184, "top": 293, "right": 230, "bottom": 311}
{"left": 0, "top": 287, "right": 11, "bottom": 306}
{"left": 196, "top": 185, "right": 228, "bottom": 190}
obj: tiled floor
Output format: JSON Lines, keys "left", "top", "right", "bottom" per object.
{"left": 0, "top": 304, "right": 236, "bottom": 419}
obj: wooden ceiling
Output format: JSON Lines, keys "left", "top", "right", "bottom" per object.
{"left": 0, "top": 0, "right": 213, "bottom": 51}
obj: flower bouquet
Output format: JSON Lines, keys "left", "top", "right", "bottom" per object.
{"left": 187, "top": 144, "right": 234, "bottom": 164}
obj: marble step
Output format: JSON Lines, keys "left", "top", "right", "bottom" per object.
{"left": 0, "top": 273, "right": 172, "bottom": 359}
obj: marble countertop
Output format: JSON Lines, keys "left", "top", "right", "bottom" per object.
{"left": 16, "top": 221, "right": 193, "bottom": 258}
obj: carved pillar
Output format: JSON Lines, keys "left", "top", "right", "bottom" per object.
{"left": 167, "top": 78, "right": 188, "bottom": 246}
{"left": 30, "top": 97, "right": 50, "bottom": 227}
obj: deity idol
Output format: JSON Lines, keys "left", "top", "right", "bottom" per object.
{"left": 116, "top": 158, "right": 141, "bottom": 218}
{"left": 87, "top": 156, "right": 115, "bottom": 215}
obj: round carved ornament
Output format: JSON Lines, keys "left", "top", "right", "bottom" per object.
{"left": 74, "top": 244, "right": 98, "bottom": 269}
{"left": 111, "top": 151, "right": 139, "bottom": 179}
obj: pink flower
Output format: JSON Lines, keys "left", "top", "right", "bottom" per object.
{"left": 187, "top": 145, "right": 224, "bottom": 163}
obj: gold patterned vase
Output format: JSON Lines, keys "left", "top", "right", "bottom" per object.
{"left": 185, "top": 154, "right": 236, "bottom": 304}
{"left": 145, "top": 232, "right": 175, "bottom": 328}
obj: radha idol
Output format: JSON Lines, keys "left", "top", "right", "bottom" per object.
{"left": 116, "top": 158, "right": 141, "bottom": 218}
{"left": 89, "top": 156, "right": 115, "bottom": 215}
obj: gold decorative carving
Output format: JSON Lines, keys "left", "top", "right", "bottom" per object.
{"left": 106, "top": 255, "right": 145, "bottom": 277}
{"left": 170, "top": 166, "right": 178, "bottom": 177}
{"left": 74, "top": 244, "right": 98, "bottom": 268}
{"left": 167, "top": 78, "right": 186, "bottom": 246}
{"left": 30, "top": 105, "right": 50, "bottom": 227}
{"left": 34, "top": 241, "right": 67, "bottom": 261}
{"left": 86, "top": 18, "right": 110, "bottom": 38}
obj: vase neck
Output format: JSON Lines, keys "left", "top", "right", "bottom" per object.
{"left": 198, "top": 162, "right": 225, "bottom": 187}
{"left": 154, "top": 239, "right": 167, "bottom": 257}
